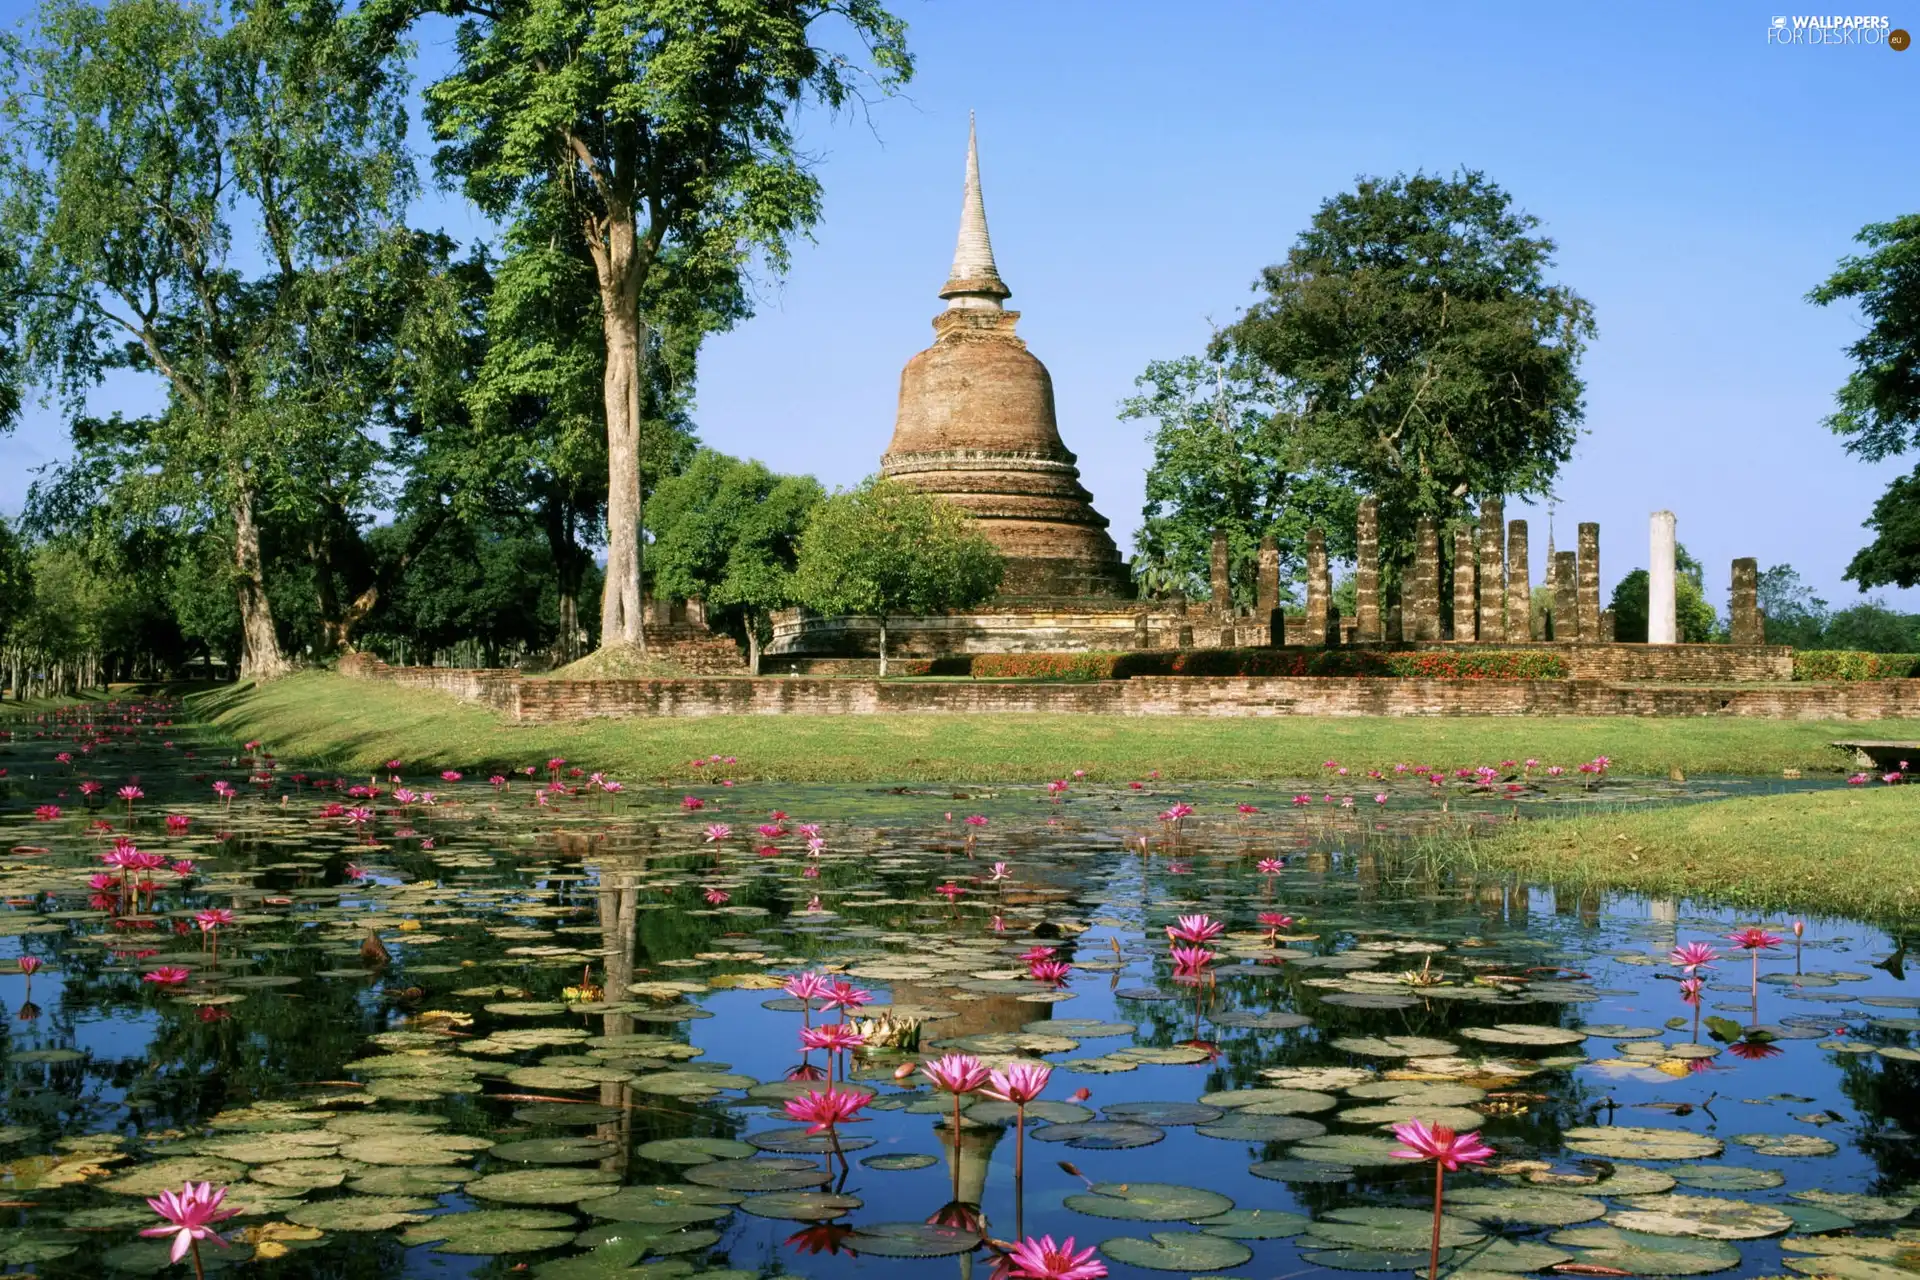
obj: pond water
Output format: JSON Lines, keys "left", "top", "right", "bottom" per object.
{"left": 2, "top": 699, "right": 1916, "bottom": 1280}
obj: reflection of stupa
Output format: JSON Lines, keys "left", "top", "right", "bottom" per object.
{"left": 881, "top": 117, "right": 1131, "bottom": 601}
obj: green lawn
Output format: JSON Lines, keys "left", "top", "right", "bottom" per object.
{"left": 188, "top": 670, "right": 1920, "bottom": 783}
{"left": 1446, "top": 785, "right": 1920, "bottom": 928}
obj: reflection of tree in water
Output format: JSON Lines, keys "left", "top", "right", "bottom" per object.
{"left": 1830, "top": 1035, "right": 1920, "bottom": 1192}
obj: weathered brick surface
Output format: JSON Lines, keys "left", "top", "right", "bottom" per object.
{"left": 340, "top": 651, "right": 1915, "bottom": 722}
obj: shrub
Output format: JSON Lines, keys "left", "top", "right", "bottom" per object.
{"left": 1793, "top": 650, "right": 1920, "bottom": 681}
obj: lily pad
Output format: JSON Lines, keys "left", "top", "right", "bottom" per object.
{"left": 860, "top": 1153, "right": 939, "bottom": 1171}
{"left": 1459, "top": 1023, "right": 1587, "bottom": 1047}
{"left": 588, "top": 1184, "right": 740, "bottom": 1225}
{"left": 1199, "top": 1087, "right": 1338, "bottom": 1114}
{"left": 682, "top": 1157, "right": 833, "bottom": 1192}
{"left": 1330, "top": 1035, "right": 1459, "bottom": 1058}
{"left": 1101, "top": 1101, "right": 1224, "bottom": 1126}
{"left": 1787, "top": 1190, "right": 1920, "bottom": 1222}
{"left": 843, "top": 1222, "right": 982, "bottom": 1257}
{"left": 1445, "top": 1187, "right": 1606, "bottom": 1227}
{"left": 1193, "top": 1207, "right": 1310, "bottom": 1239}
{"left": 737, "top": 1191, "right": 863, "bottom": 1220}
{"left": 400, "top": 1208, "right": 579, "bottom": 1254}
{"left": 1195, "top": 1113, "right": 1328, "bottom": 1142}
{"left": 1029, "top": 1121, "right": 1165, "bottom": 1150}
{"left": 1607, "top": 1193, "right": 1795, "bottom": 1239}
{"left": 1549, "top": 1227, "right": 1742, "bottom": 1275}
{"left": 285, "top": 1195, "right": 438, "bottom": 1231}
{"left": 1098, "top": 1231, "right": 1253, "bottom": 1272}
{"left": 491, "top": 1137, "right": 620, "bottom": 1164}
{"left": 1066, "top": 1182, "right": 1234, "bottom": 1222}
{"left": 466, "top": 1166, "right": 622, "bottom": 1205}
{"left": 1731, "top": 1132, "right": 1839, "bottom": 1157}
{"left": 1290, "top": 1133, "right": 1410, "bottom": 1167}
{"left": 1563, "top": 1126, "right": 1724, "bottom": 1161}
{"left": 1308, "top": 1206, "right": 1485, "bottom": 1250}
{"left": 1669, "top": 1164, "right": 1786, "bottom": 1191}
{"left": 1250, "top": 1158, "right": 1354, "bottom": 1183}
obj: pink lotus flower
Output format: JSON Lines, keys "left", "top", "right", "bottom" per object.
{"left": 1046, "top": 780, "right": 1068, "bottom": 796}
{"left": 964, "top": 814, "right": 989, "bottom": 828}
{"left": 1728, "top": 927, "right": 1783, "bottom": 951}
{"left": 17, "top": 956, "right": 41, "bottom": 977}
{"left": 999, "top": 1234, "right": 1106, "bottom": 1280}
{"left": 32, "top": 805, "right": 60, "bottom": 821}
{"left": 80, "top": 781, "right": 102, "bottom": 796}
{"left": 141, "top": 1180, "right": 239, "bottom": 1265}
{"left": 784, "top": 971, "right": 831, "bottom": 1002}
{"left": 1679, "top": 976, "right": 1704, "bottom": 1006}
{"left": 1374, "top": 793, "right": 1389, "bottom": 804}
{"left": 1166, "top": 914, "right": 1224, "bottom": 945}
{"left": 923, "top": 1052, "right": 992, "bottom": 1095}
{"left": 1391, "top": 1119, "right": 1494, "bottom": 1171}
{"left": 1256, "top": 858, "right": 1283, "bottom": 875}
{"left": 682, "top": 795, "right": 706, "bottom": 811}
{"left": 991, "top": 914, "right": 1006, "bottom": 931}
{"left": 1020, "top": 946, "right": 1056, "bottom": 963}
{"left": 703, "top": 824, "right": 731, "bottom": 842}
{"left": 1237, "top": 803, "right": 1260, "bottom": 815}
{"left": 988, "top": 862, "right": 1012, "bottom": 882}
{"left": 1259, "top": 912, "right": 1294, "bottom": 936}
{"left": 800, "top": 1023, "right": 865, "bottom": 1054}
{"left": 165, "top": 814, "right": 190, "bottom": 833}
{"left": 984, "top": 1061, "right": 1052, "bottom": 1105}
{"left": 1670, "top": 942, "right": 1720, "bottom": 973}
{"left": 1028, "top": 959, "right": 1073, "bottom": 985}
{"left": 195, "top": 909, "right": 234, "bottom": 933}
{"left": 1158, "top": 802, "right": 1194, "bottom": 822}
{"left": 440, "top": 770, "right": 461, "bottom": 782}
{"left": 821, "top": 981, "right": 872, "bottom": 1016}
{"left": 703, "top": 887, "right": 730, "bottom": 905}
{"left": 935, "top": 882, "right": 965, "bottom": 902}
{"left": 171, "top": 860, "right": 195, "bottom": 877}
{"left": 783, "top": 1086, "right": 869, "bottom": 1137}
{"left": 1170, "top": 945, "right": 1214, "bottom": 973}
{"left": 142, "top": 966, "right": 191, "bottom": 987}
{"left": 343, "top": 807, "right": 374, "bottom": 826}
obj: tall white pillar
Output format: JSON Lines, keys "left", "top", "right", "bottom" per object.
{"left": 1649, "top": 510, "right": 1677, "bottom": 644}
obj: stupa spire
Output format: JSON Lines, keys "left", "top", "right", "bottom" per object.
{"left": 939, "top": 113, "right": 1011, "bottom": 310}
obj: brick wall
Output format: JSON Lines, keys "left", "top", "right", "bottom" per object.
{"left": 1392, "top": 642, "right": 1794, "bottom": 682}
{"left": 338, "top": 653, "right": 1920, "bottom": 722}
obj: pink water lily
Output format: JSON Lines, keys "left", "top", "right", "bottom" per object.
{"left": 1392, "top": 1119, "right": 1495, "bottom": 1280}
{"left": 1669, "top": 941, "right": 1720, "bottom": 973}
{"left": 1165, "top": 913, "right": 1224, "bottom": 945}
{"left": 141, "top": 1180, "right": 239, "bottom": 1269}
{"left": 999, "top": 1234, "right": 1106, "bottom": 1280}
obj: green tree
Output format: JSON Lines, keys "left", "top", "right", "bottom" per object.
{"left": 1809, "top": 214, "right": 1920, "bottom": 589}
{"left": 1753, "top": 563, "right": 1829, "bottom": 648}
{"left": 648, "top": 450, "right": 823, "bottom": 674}
{"left": 390, "top": 0, "right": 911, "bottom": 652}
{"left": 791, "top": 478, "right": 1002, "bottom": 677}
{"left": 1122, "top": 353, "right": 1358, "bottom": 607}
{"left": 1607, "top": 546, "right": 1719, "bottom": 643}
{"left": 1, "top": 0, "right": 417, "bottom": 679}
{"left": 1823, "top": 601, "right": 1920, "bottom": 653}
{"left": 1222, "top": 170, "right": 1595, "bottom": 574}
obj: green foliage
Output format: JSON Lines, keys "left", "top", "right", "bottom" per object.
{"left": 1, "top": 0, "right": 424, "bottom": 676}
{"left": 395, "top": 0, "right": 911, "bottom": 645}
{"left": 647, "top": 450, "right": 822, "bottom": 671}
{"left": 1810, "top": 215, "right": 1920, "bottom": 589}
{"left": 1123, "top": 354, "right": 1357, "bottom": 605}
{"left": 1222, "top": 170, "right": 1595, "bottom": 571}
{"left": 791, "top": 478, "right": 1003, "bottom": 675}
{"left": 1606, "top": 547, "right": 1720, "bottom": 644}
{"left": 1843, "top": 461, "right": 1920, "bottom": 590}
{"left": 1822, "top": 600, "right": 1920, "bottom": 653}
{"left": 0, "top": 518, "right": 28, "bottom": 639}
{"left": 1792, "top": 651, "right": 1920, "bottom": 681}
{"left": 357, "top": 516, "right": 578, "bottom": 664}
{"left": 1755, "top": 564, "right": 1829, "bottom": 648}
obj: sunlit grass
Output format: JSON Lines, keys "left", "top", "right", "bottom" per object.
{"left": 187, "top": 670, "right": 1920, "bottom": 784}
{"left": 1438, "top": 785, "right": 1920, "bottom": 927}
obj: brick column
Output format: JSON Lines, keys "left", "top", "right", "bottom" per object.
{"left": 1506, "top": 520, "right": 1532, "bottom": 640}
{"left": 1730, "top": 558, "right": 1764, "bottom": 645}
{"left": 1413, "top": 516, "right": 1441, "bottom": 641}
{"left": 1256, "top": 536, "right": 1280, "bottom": 615}
{"left": 1209, "top": 530, "right": 1231, "bottom": 614}
{"left": 1553, "top": 551, "right": 1580, "bottom": 641}
{"left": 1452, "top": 525, "right": 1478, "bottom": 641}
{"left": 1355, "top": 497, "right": 1381, "bottom": 642}
{"left": 1577, "top": 523, "right": 1601, "bottom": 641}
{"left": 1478, "top": 497, "right": 1506, "bottom": 642}
{"left": 1304, "top": 528, "right": 1331, "bottom": 646}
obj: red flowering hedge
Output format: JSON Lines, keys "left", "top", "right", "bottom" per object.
{"left": 1793, "top": 650, "right": 1920, "bottom": 681}
{"left": 936, "top": 649, "right": 1568, "bottom": 681}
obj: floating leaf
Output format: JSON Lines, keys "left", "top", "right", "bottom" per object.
{"left": 1065, "top": 1182, "right": 1234, "bottom": 1222}
{"left": 1606, "top": 1193, "right": 1795, "bottom": 1240}
{"left": 1445, "top": 1187, "right": 1606, "bottom": 1227}
{"left": 1330, "top": 1035, "right": 1459, "bottom": 1058}
{"left": 466, "top": 1166, "right": 622, "bottom": 1205}
{"left": 286, "top": 1195, "right": 438, "bottom": 1231}
{"left": 844, "top": 1222, "right": 981, "bottom": 1257}
{"left": 1459, "top": 1024, "right": 1587, "bottom": 1047}
{"left": 1098, "top": 1231, "right": 1253, "bottom": 1272}
{"left": 1731, "top": 1133, "right": 1839, "bottom": 1158}
{"left": 1194, "top": 1207, "right": 1310, "bottom": 1239}
{"left": 1029, "top": 1121, "right": 1165, "bottom": 1150}
{"left": 1563, "top": 1126, "right": 1724, "bottom": 1161}
{"left": 1549, "top": 1227, "right": 1743, "bottom": 1275}
{"left": 737, "top": 1190, "right": 863, "bottom": 1220}
{"left": 1308, "top": 1206, "right": 1484, "bottom": 1250}
{"left": 682, "top": 1157, "right": 832, "bottom": 1192}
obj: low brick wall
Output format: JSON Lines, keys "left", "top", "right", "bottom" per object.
{"left": 1404, "top": 643, "right": 1794, "bottom": 683}
{"left": 337, "top": 653, "right": 1920, "bottom": 722}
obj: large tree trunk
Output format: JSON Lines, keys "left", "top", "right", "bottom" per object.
{"left": 544, "top": 497, "right": 587, "bottom": 664}
{"left": 232, "top": 482, "right": 289, "bottom": 680}
{"left": 312, "top": 526, "right": 345, "bottom": 656}
{"left": 592, "top": 211, "right": 647, "bottom": 652}
{"left": 746, "top": 621, "right": 762, "bottom": 677}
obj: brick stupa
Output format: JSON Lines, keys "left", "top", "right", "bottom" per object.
{"left": 880, "top": 118, "right": 1132, "bottom": 600}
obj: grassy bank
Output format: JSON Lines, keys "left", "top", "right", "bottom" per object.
{"left": 1445, "top": 785, "right": 1920, "bottom": 927}
{"left": 186, "top": 670, "right": 1920, "bottom": 782}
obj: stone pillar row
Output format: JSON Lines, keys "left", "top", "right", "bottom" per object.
{"left": 1477, "top": 497, "right": 1506, "bottom": 643}
{"left": 1355, "top": 497, "right": 1381, "bottom": 642}
{"left": 1452, "top": 525, "right": 1478, "bottom": 641}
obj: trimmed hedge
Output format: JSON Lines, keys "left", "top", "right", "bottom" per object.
{"left": 936, "top": 649, "right": 1568, "bottom": 681}
{"left": 1793, "top": 650, "right": 1920, "bottom": 681}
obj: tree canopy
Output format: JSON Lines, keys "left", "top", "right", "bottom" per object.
{"left": 648, "top": 450, "right": 823, "bottom": 673}
{"left": 1607, "top": 546, "right": 1719, "bottom": 644}
{"left": 392, "top": 0, "right": 912, "bottom": 650}
{"left": 1811, "top": 214, "right": 1920, "bottom": 590}
{"left": 1221, "top": 170, "right": 1594, "bottom": 572}
{"left": 1124, "top": 353, "right": 1357, "bottom": 607}
{"left": 791, "top": 478, "right": 1002, "bottom": 676}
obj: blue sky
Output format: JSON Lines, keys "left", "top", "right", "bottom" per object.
{"left": 5, "top": 1, "right": 1917, "bottom": 613}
